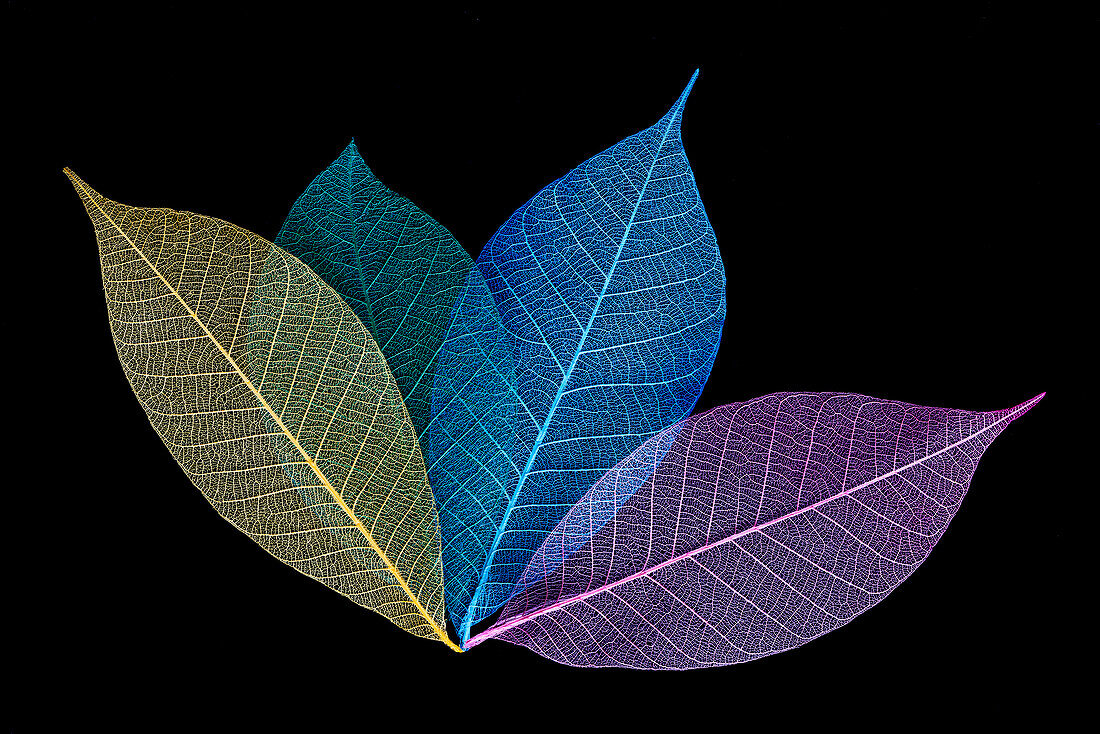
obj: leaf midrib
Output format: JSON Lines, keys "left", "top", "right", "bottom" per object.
{"left": 72, "top": 172, "right": 459, "bottom": 652}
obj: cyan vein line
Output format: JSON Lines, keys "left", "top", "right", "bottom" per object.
{"left": 465, "top": 392, "right": 1045, "bottom": 648}
{"left": 459, "top": 70, "right": 699, "bottom": 644}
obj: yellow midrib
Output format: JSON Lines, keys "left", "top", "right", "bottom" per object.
{"left": 69, "top": 171, "right": 460, "bottom": 652}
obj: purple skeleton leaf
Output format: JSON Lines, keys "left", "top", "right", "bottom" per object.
{"left": 466, "top": 391, "right": 1043, "bottom": 669}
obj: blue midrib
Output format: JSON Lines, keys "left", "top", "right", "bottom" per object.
{"left": 459, "top": 102, "right": 687, "bottom": 645}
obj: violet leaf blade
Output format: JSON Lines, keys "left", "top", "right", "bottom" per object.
{"left": 469, "top": 391, "right": 1043, "bottom": 668}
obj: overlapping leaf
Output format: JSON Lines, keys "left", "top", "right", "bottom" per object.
{"left": 432, "top": 71, "right": 727, "bottom": 643}
{"left": 69, "top": 71, "right": 1043, "bottom": 670}
{"left": 468, "top": 392, "right": 1043, "bottom": 668}
{"left": 271, "top": 143, "right": 523, "bottom": 642}
{"left": 275, "top": 142, "right": 482, "bottom": 434}
{"left": 68, "top": 170, "right": 458, "bottom": 649}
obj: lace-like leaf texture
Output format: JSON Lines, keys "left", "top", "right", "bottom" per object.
{"left": 275, "top": 142, "right": 481, "bottom": 436}
{"left": 431, "top": 70, "right": 727, "bottom": 644}
{"left": 269, "top": 142, "right": 518, "bottom": 644}
{"left": 468, "top": 392, "right": 1043, "bottom": 668}
{"left": 67, "top": 170, "right": 459, "bottom": 651}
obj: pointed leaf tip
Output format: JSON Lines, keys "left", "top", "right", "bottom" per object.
{"left": 339, "top": 140, "right": 369, "bottom": 170}
{"left": 680, "top": 70, "right": 700, "bottom": 101}
{"left": 63, "top": 167, "right": 102, "bottom": 206}
{"left": 1021, "top": 392, "right": 1045, "bottom": 411}
{"left": 664, "top": 70, "right": 700, "bottom": 133}
{"left": 1000, "top": 392, "right": 1045, "bottom": 422}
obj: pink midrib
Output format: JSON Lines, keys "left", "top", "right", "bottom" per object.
{"left": 465, "top": 393, "right": 1043, "bottom": 648}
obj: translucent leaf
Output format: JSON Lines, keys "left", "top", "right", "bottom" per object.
{"left": 274, "top": 142, "right": 480, "bottom": 435}
{"left": 468, "top": 392, "right": 1043, "bottom": 667}
{"left": 434, "top": 70, "right": 727, "bottom": 644}
{"left": 67, "top": 170, "right": 459, "bottom": 650}
{"left": 269, "top": 145, "right": 520, "bottom": 642}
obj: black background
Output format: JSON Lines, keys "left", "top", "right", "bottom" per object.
{"left": 9, "top": 2, "right": 1083, "bottom": 730}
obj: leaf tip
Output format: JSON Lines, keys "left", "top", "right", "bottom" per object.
{"left": 1002, "top": 392, "right": 1045, "bottom": 421}
{"left": 337, "top": 138, "right": 370, "bottom": 173}
{"left": 63, "top": 167, "right": 103, "bottom": 207}
{"left": 664, "top": 69, "right": 701, "bottom": 134}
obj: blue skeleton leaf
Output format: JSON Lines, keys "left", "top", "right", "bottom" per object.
{"left": 429, "top": 71, "right": 726, "bottom": 645}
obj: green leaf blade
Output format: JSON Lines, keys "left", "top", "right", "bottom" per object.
{"left": 275, "top": 142, "right": 475, "bottom": 435}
